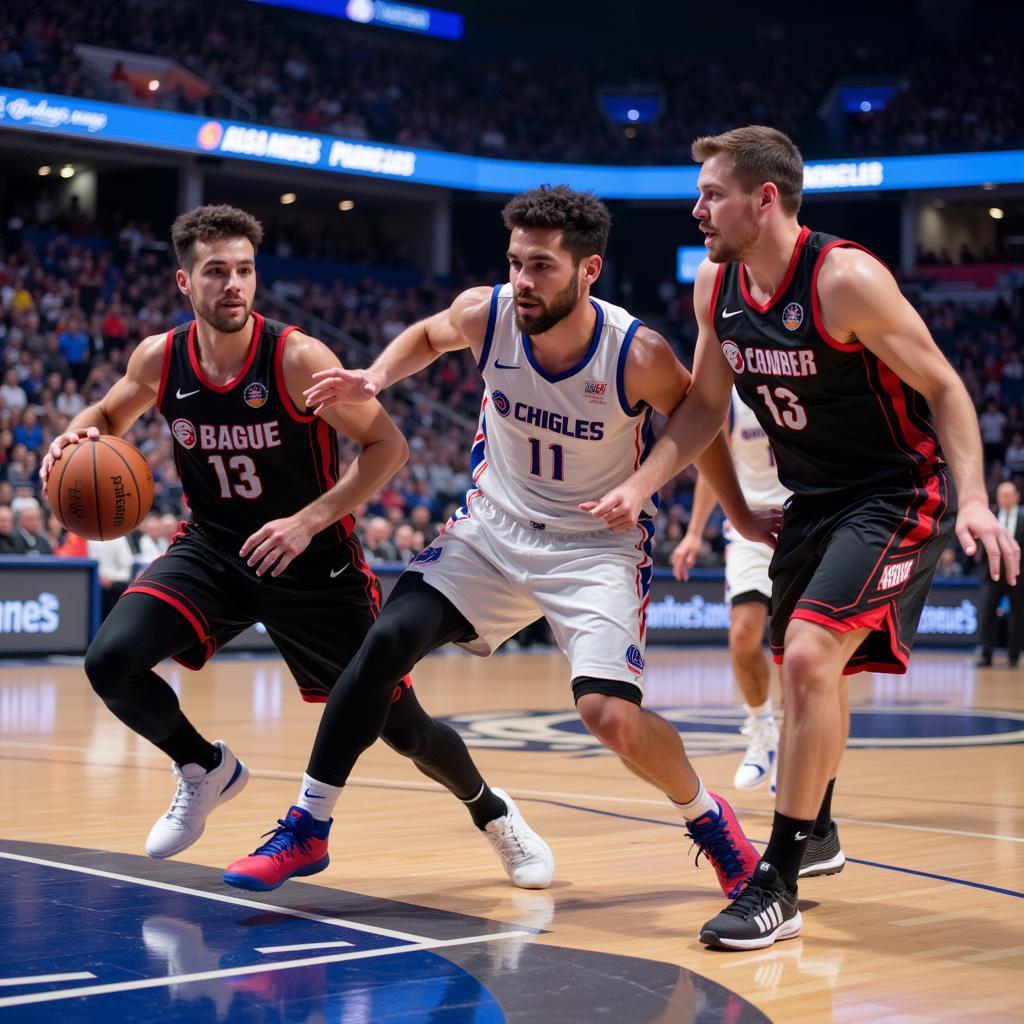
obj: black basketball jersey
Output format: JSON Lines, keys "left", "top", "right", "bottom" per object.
{"left": 711, "top": 227, "right": 943, "bottom": 497}
{"left": 157, "top": 312, "right": 353, "bottom": 560}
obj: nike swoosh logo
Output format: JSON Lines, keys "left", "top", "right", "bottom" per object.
{"left": 176, "top": 388, "right": 201, "bottom": 399}
{"left": 329, "top": 566, "right": 349, "bottom": 578}
{"left": 795, "top": 831, "right": 808, "bottom": 841}
{"left": 722, "top": 309, "right": 744, "bottom": 319}
{"left": 303, "top": 789, "right": 324, "bottom": 799}
{"left": 494, "top": 360, "right": 520, "bottom": 369}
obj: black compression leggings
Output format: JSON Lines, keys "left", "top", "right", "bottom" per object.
{"left": 306, "top": 572, "right": 475, "bottom": 788}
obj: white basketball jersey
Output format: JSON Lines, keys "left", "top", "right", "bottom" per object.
{"left": 455, "top": 283, "right": 657, "bottom": 533}
{"left": 730, "top": 387, "right": 791, "bottom": 509}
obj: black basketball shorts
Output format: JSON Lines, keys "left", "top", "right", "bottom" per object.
{"left": 769, "top": 467, "right": 955, "bottom": 675}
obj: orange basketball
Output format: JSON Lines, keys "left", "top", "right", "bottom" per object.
{"left": 48, "top": 435, "right": 154, "bottom": 541}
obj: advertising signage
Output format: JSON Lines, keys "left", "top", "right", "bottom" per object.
{"left": 2, "top": 88, "right": 1023, "bottom": 199}
{"left": 244, "top": 0, "right": 464, "bottom": 40}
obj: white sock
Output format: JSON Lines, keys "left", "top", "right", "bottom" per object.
{"left": 672, "top": 779, "right": 719, "bottom": 822}
{"left": 746, "top": 697, "right": 774, "bottom": 719}
{"left": 296, "top": 773, "right": 342, "bottom": 822}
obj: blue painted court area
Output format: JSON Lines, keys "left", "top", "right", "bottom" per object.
{"left": 0, "top": 852, "right": 507, "bottom": 1023}
{"left": 0, "top": 840, "right": 770, "bottom": 1024}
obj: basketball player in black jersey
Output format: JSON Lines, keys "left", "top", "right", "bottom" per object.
{"left": 587, "top": 127, "right": 1020, "bottom": 949}
{"left": 40, "top": 204, "right": 552, "bottom": 887}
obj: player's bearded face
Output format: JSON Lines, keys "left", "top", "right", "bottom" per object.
{"left": 183, "top": 237, "right": 257, "bottom": 334}
{"left": 514, "top": 274, "right": 580, "bottom": 335}
{"left": 193, "top": 286, "right": 254, "bottom": 334}
{"left": 703, "top": 201, "right": 761, "bottom": 264}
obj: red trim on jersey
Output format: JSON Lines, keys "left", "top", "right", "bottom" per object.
{"left": 791, "top": 605, "right": 890, "bottom": 634}
{"left": 810, "top": 239, "right": 886, "bottom": 352}
{"left": 122, "top": 583, "right": 215, "bottom": 665}
{"left": 900, "top": 470, "right": 944, "bottom": 547}
{"left": 273, "top": 326, "right": 316, "bottom": 422}
{"left": 782, "top": 605, "right": 909, "bottom": 675}
{"left": 708, "top": 262, "right": 726, "bottom": 324}
{"left": 187, "top": 312, "right": 264, "bottom": 393}
{"left": 874, "top": 360, "right": 940, "bottom": 469}
{"left": 739, "top": 226, "right": 810, "bottom": 314}
{"left": 155, "top": 328, "right": 176, "bottom": 408}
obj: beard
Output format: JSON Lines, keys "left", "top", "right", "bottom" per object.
{"left": 194, "top": 295, "right": 253, "bottom": 334}
{"left": 513, "top": 276, "right": 580, "bottom": 335}
{"left": 705, "top": 217, "right": 761, "bottom": 264}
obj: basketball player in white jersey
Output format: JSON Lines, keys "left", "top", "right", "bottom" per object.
{"left": 221, "top": 185, "right": 780, "bottom": 901}
{"left": 673, "top": 388, "right": 787, "bottom": 791}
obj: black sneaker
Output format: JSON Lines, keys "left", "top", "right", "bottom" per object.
{"left": 699, "top": 861, "right": 802, "bottom": 950}
{"left": 799, "top": 821, "right": 845, "bottom": 878}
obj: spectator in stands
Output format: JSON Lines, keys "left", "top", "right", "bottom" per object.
{"left": 55, "top": 377, "right": 85, "bottom": 419}
{"left": 0, "top": 368, "right": 27, "bottom": 412}
{"left": 58, "top": 311, "right": 91, "bottom": 385}
{"left": 393, "top": 523, "right": 421, "bottom": 564}
{"left": 12, "top": 501, "right": 52, "bottom": 555}
{"left": 936, "top": 547, "right": 964, "bottom": 578}
{"left": 13, "top": 407, "right": 43, "bottom": 451}
{"left": 1005, "top": 432, "right": 1024, "bottom": 479}
{"left": 361, "top": 515, "right": 399, "bottom": 564}
{"left": 979, "top": 399, "right": 1008, "bottom": 466}
{"left": 0, "top": 504, "right": 16, "bottom": 553}
{"left": 135, "top": 513, "right": 168, "bottom": 562}
{"left": 88, "top": 535, "right": 136, "bottom": 619}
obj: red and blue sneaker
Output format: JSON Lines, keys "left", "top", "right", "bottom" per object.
{"left": 685, "top": 793, "right": 760, "bottom": 898}
{"left": 223, "top": 807, "right": 331, "bottom": 892}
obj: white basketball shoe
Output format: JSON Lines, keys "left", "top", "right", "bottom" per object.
{"left": 146, "top": 740, "right": 249, "bottom": 858}
{"left": 733, "top": 714, "right": 779, "bottom": 790}
{"left": 483, "top": 788, "right": 554, "bottom": 889}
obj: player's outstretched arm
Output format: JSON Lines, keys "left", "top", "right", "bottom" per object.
{"left": 303, "top": 285, "right": 494, "bottom": 413}
{"left": 240, "top": 332, "right": 410, "bottom": 576}
{"left": 819, "top": 247, "right": 1020, "bottom": 585}
{"left": 582, "top": 261, "right": 735, "bottom": 530}
{"left": 40, "top": 333, "right": 165, "bottom": 487}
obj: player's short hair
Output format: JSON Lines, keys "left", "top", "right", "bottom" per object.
{"left": 502, "top": 185, "right": 611, "bottom": 263}
{"left": 691, "top": 126, "right": 804, "bottom": 215}
{"left": 171, "top": 204, "right": 264, "bottom": 271}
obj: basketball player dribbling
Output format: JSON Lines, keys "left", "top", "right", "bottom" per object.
{"left": 40, "top": 205, "right": 552, "bottom": 888}
{"left": 585, "top": 127, "right": 1020, "bottom": 949}
{"left": 222, "top": 185, "right": 779, "bottom": 901}
{"left": 673, "top": 388, "right": 847, "bottom": 878}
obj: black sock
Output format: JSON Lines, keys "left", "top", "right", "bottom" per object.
{"left": 814, "top": 778, "right": 836, "bottom": 837}
{"left": 155, "top": 717, "right": 219, "bottom": 772}
{"left": 463, "top": 784, "right": 509, "bottom": 829}
{"left": 762, "top": 810, "right": 815, "bottom": 891}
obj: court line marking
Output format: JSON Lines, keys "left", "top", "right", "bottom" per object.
{"left": 2, "top": 741, "right": 1022, "bottom": 845}
{"left": 0, "top": 850, "right": 436, "bottom": 944}
{"left": 255, "top": 940, "right": 354, "bottom": 954}
{"left": 0, "top": 973, "right": 96, "bottom": 987}
{"left": 0, "top": 930, "right": 531, "bottom": 1010}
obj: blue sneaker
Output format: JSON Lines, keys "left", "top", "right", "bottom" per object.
{"left": 223, "top": 806, "right": 331, "bottom": 891}
{"left": 685, "top": 793, "right": 760, "bottom": 898}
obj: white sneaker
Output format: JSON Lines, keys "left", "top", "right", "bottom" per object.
{"left": 733, "top": 715, "right": 779, "bottom": 790}
{"left": 145, "top": 741, "right": 249, "bottom": 858}
{"left": 483, "top": 788, "right": 554, "bottom": 889}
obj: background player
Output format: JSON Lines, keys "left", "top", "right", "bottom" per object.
{"left": 673, "top": 388, "right": 847, "bottom": 878}
{"left": 221, "top": 185, "right": 779, "bottom": 901}
{"left": 583, "top": 127, "right": 1020, "bottom": 949}
{"left": 41, "top": 204, "right": 551, "bottom": 888}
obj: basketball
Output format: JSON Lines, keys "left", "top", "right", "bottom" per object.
{"left": 47, "top": 435, "right": 155, "bottom": 541}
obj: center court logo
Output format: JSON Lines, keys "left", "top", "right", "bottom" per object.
{"left": 440, "top": 705, "right": 1024, "bottom": 756}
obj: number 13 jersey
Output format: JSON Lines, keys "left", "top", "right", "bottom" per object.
{"left": 711, "top": 227, "right": 944, "bottom": 498}
{"left": 465, "top": 283, "right": 657, "bottom": 533}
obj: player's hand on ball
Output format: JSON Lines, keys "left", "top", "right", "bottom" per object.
{"left": 241, "top": 514, "right": 317, "bottom": 577}
{"left": 671, "top": 533, "right": 703, "bottom": 581}
{"left": 304, "top": 367, "right": 385, "bottom": 413}
{"left": 580, "top": 482, "right": 648, "bottom": 532}
{"left": 40, "top": 426, "right": 101, "bottom": 486}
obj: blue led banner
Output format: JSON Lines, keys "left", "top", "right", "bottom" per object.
{"left": 1, "top": 88, "right": 1022, "bottom": 198}
{"left": 244, "top": 0, "right": 464, "bottom": 40}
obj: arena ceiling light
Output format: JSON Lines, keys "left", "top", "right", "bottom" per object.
{"left": 338, "top": 199, "right": 355, "bottom": 211}
{"left": 59, "top": 165, "right": 75, "bottom": 178}
{"left": 148, "top": 79, "right": 160, "bottom": 92}
{"left": 37, "top": 165, "right": 51, "bottom": 176}
{"left": 279, "top": 192, "right": 297, "bottom": 205}
{"left": 989, "top": 207, "right": 1005, "bottom": 220}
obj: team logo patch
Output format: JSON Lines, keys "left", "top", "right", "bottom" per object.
{"left": 625, "top": 644, "right": 645, "bottom": 674}
{"left": 584, "top": 380, "right": 607, "bottom": 397}
{"left": 244, "top": 382, "right": 269, "bottom": 409}
{"left": 491, "top": 390, "right": 512, "bottom": 417}
{"left": 171, "top": 418, "right": 196, "bottom": 450}
{"left": 411, "top": 546, "right": 443, "bottom": 565}
{"left": 782, "top": 302, "right": 804, "bottom": 331}
{"left": 721, "top": 341, "right": 745, "bottom": 373}
{"left": 196, "top": 121, "right": 223, "bottom": 151}
{"left": 877, "top": 557, "right": 916, "bottom": 592}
